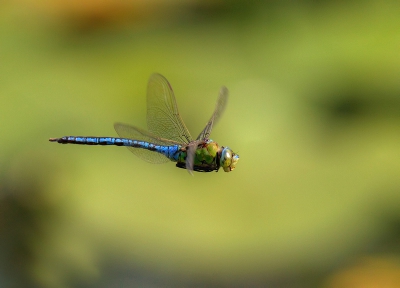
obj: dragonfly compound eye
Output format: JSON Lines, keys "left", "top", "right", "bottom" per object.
{"left": 220, "top": 147, "right": 239, "bottom": 172}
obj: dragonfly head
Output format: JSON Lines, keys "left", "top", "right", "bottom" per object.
{"left": 220, "top": 147, "right": 239, "bottom": 172}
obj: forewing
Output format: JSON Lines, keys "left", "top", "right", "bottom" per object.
{"left": 147, "top": 74, "right": 192, "bottom": 144}
{"left": 185, "top": 142, "right": 198, "bottom": 175}
{"left": 196, "top": 86, "right": 228, "bottom": 140}
{"left": 114, "top": 122, "right": 179, "bottom": 164}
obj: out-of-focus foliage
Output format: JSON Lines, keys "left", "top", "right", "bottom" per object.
{"left": 1, "top": 0, "right": 399, "bottom": 287}
{"left": 325, "top": 257, "right": 400, "bottom": 288}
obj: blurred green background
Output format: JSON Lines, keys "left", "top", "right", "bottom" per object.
{"left": 1, "top": 0, "right": 400, "bottom": 287}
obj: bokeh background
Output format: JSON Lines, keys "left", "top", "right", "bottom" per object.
{"left": 1, "top": 0, "right": 400, "bottom": 287}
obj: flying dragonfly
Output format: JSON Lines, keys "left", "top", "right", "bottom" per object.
{"left": 49, "top": 73, "right": 239, "bottom": 173}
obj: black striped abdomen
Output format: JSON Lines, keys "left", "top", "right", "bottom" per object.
{"left": 50, "top": 136, "right": 132, "bottom": 146}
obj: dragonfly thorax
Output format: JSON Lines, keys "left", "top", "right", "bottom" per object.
{"left": 175, "top": 140, "right": 239, "bottom": 172}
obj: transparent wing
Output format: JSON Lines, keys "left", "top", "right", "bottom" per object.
{"left": 196, "top": 86, "right": 228, "bottom": 141}
{"left": 185, "top": 141, "right": 199, "bottom": 175}
{"left": 147, "top": 74, "right": 193, "bottom": 144}
{"left": 114, "top": 122, "right": 180, "bottom": 164}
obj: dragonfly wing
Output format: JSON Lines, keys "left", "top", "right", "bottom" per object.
{"left": 114, "top": 122, "right": 179, "bottom": 164}
{"left": 147, "top": 74, "right": 193, "bottom": 144}
{"left": 185, "top": 142, "right": 198, "bottom": 175}
{"left": 196, "top": 86, "right": 228, "bottom": 141}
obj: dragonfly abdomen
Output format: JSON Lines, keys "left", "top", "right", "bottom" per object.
{"left": 49, "top": 136, "right": 181, "bottom": 159}
{"left": 49, "top": 136, "right": 129, "bottom": 145}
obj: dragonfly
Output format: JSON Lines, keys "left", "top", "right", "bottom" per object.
{"left": 49, "top": 73, "right": 239, "bottom": 173}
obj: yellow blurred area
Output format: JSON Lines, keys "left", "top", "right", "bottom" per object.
{"left": 0, "top": 0, "right": 399, "bottom": 287}
{"left": 325, "top": 257, "right": 400, "bottom": 288}
{"left": 13, "top": 0, "right": 224, "bottom": 30}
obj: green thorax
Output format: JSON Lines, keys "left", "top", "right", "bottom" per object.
{"left": 176, "top": 140, "right": 220, "bottom": 172}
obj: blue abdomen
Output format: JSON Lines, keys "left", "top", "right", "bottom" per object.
{"left": 49, "top": 136, "right": 181, "bottom": 160}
